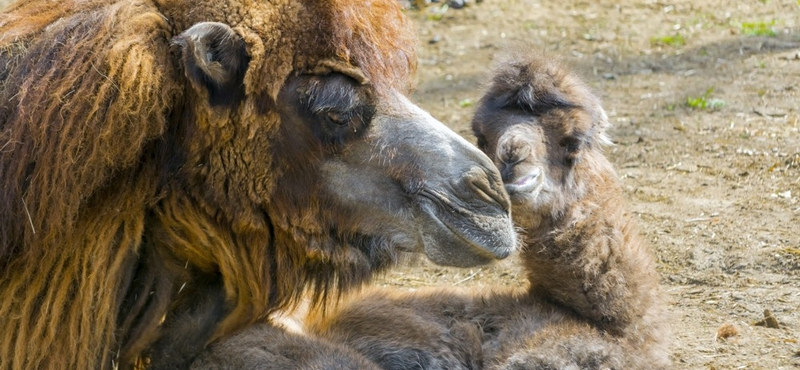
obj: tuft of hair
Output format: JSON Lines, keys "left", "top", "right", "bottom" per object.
{"left": 475, "top": 48, "right": 613, "bottom": 151}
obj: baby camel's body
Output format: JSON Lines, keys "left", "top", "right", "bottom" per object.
{"left": 309, "top": 51, "right": 670, "bottom": 370}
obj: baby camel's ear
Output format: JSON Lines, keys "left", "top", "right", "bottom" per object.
{"left": 173, "top": 22, "right": 250, "bottom": 107}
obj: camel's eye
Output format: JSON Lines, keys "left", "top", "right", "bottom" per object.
{"left": 326, "top": 111, "right": 349, "bottom": 126}
{"left": 320, "top": 109, "right": 364, "bottom": 139}
{"left": 286, "top": 73, "right": 375, "bottom": 146}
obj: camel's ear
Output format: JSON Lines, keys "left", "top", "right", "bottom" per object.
{"left": 173, "top": 22, "right": 249, "bottom": 106}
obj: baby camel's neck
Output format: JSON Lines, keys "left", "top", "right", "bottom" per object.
{"left": 519, "top": 159, "right": 661, "bottom": 337}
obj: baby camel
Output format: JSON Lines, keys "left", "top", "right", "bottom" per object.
{"left": 308, "top": 51, "right": 670, "bottom": 370}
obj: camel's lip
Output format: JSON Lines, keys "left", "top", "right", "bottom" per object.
{"left": 413, "top": 188, "right": 515, "bottom": 267}
{"left": 504, "top": 168, "right": 542, "bottom": 195}
{"left": 420, "top": 203, "right": 513, "bottom": 261}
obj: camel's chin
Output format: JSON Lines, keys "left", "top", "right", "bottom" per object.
{"left": 417, "top": 202, "right": 515, "bottom": 268}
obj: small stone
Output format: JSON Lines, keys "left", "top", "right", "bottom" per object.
{"left": 428, "top": 35, "right": 441, "bottom": 44}
{"left": 449, "top": 0, "right": 467, "bottom": 9}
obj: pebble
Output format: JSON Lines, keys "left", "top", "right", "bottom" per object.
{"left": 449, "top": 0, "right": 467, "bottom": 9}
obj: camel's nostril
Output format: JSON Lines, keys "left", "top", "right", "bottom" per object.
{"left": 466, "top": 167, "right": 511, "bottom": 213}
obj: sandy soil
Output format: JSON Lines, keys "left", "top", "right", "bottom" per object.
{"left": 374, "top": 1, "right": 800, "bottom": 369}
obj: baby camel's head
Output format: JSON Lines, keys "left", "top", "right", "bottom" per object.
{"left": 472, "top": 54, "right": 613, "bottom": 223}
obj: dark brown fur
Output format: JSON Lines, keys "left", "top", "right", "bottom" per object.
{"left": 309, "top": 51, "right": 670, "bottom": 369}
{"left": 0, "top": 1, "right": 517, "bottom": 369}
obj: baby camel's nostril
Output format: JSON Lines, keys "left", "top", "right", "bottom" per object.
{"left": 465, "top": 167, "right": 511, "bottom": 213}
{"left": 500, "top": 165, "right": 515, "bottom": 184}
{"left": 498, "top": 140, "right": 531, "bottom": 166}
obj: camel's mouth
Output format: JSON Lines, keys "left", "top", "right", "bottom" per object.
{"left": 504, "top": 167, "right": 544, "bottom": 196}
{"left": 416, "top": 194, "right": 515, "bottom": 267}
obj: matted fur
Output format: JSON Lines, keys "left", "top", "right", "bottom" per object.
{"left": 0, "top": 0, "right": 421, "bottom": 369}
{"left": 310, "top": 51, "right": 670, "bottom": 369}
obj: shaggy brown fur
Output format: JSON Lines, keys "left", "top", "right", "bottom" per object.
{"left": 0, "top": 1, "right": 517, "bottom": 369}
{"left": 309, "top": 51, "right": 670, "bottom": 369}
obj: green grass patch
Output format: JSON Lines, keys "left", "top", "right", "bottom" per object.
{"left": 650, "top": 34, "right": 685, "bottom": 47}
{"left": 686, "top": 88, "right": 726, "bottom": 110}
{"left": 426, "top": 4, "right": 449, "bottom": 21}
{"left": 741, "top": 20, "right": 777, "bottom": 36}
{"left": 523, "top": 21, "right": 536, "bottom": 30}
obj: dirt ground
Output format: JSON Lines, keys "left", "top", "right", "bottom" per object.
{"left": 1, "top": 0, "right": 797, "bottom": 369}
{"left": 373, "top": 1, "right": 800, "bottom": 369}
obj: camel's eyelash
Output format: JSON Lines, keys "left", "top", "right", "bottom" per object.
{"left": 307, "top": 85, "right": 360, "bottom": 115}
{"left": 293, "top": 74, "right": 376, "bottom": 146}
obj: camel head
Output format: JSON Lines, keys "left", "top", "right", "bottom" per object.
{"left": 164, "top": 0, "right": 516, "bottom": 275}
{"left": 471, "top": 55, "right": 612, "bottom": 223}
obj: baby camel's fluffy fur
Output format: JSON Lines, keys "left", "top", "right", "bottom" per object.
{"left": 190, "top": 323, "right": 382, "bottom": 370}
{"left": 307, "top": 51, "right": 670, "bottom": 370}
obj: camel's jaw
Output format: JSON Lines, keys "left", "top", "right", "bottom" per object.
{"left": 317, "top": 92, "right": 517, "bottom": 268}
{"left": 417, "top": 196, "right": 514, "bottom": 267}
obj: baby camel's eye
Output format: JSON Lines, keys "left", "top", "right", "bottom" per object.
{"left": 475, "top": 134, "right": 488, "bottom": 151}
{"left": 558, "top": 137, "right": 581, "bottom": 153}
